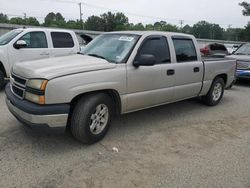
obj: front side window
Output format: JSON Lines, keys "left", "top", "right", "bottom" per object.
{"left": 173, "top": 38, "right": 197, "bottom": 63}
{"left": 137, "top": 36, "right": 171, "bottom": 64}
{"left": 0, "top": 30, "right": 23, "bottom": 45}
{"left": 51, "top": 32, "right": 74, "bottom": 48}
{"left": 19, "top": 32, "right": 48, "bottom": 48}
{"left": 83, "top": 34, "right": 140, "bottom": 63}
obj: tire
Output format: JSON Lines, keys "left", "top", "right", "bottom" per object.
{"left": 70, "top": 93, "right": 113, "bottom": 144}
{"left": 202, "top": 77, "right": 225, "bottom": 106}
{"left": 0, "top": 70, "right": 5, "bottom": 90}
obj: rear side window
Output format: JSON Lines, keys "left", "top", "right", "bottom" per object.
{"left": 51, "top": 32, "right": 74, "bottom": 48}
{"left": 138, "top": 37, "right": 171, "bottom": 64}
{"left": 19, "top": 32, "right": 47, "bottom": 48}
{"left": 173, "top": 38, "right": 197, "bottom": 63}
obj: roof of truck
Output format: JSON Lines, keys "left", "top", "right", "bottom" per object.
{"left": 14, "top": 27, "right": 75, "bottom": 33}
{"left": 107, "top": 30, "right": 194, "bottom": 38}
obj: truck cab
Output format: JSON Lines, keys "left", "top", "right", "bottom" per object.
{"left": 0, "top": 28, "right": 80, "bottom": 89}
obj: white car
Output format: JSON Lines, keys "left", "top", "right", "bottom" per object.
{"left": 0, "top": 28, "right": 80, "bottom": 89}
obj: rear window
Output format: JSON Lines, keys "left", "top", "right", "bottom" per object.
{"left": 173, "top": 38, "right": 197, "bottom": 63}
{"left": 51, "top": 32, "right": 74, "bottom": 48}
{"left": 210, "top": 44, "right": 227, "bottom": 51}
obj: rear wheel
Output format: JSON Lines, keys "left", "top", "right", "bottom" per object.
{"left": 70, "top": 93, "right": 113, "bottom": 144}
{"left": 0, "top": 70, "right": 5, "bottom": 90}
{"left": 202, "top": 77, "right": 225, "bottom": 106}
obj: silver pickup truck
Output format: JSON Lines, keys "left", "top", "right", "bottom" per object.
{"left": 5, "top": 31, "right": 236, "bottom": 144}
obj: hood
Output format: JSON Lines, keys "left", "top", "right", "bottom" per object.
{"left": 13, "top": 54, "right": 116, "bottom": 79}
{"left": 228, "top": 55, "right": 250, "bottom": 62}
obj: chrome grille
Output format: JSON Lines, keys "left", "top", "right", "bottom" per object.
{"left": 237, "top": 61, "right": 250, "bottom": 70}
{"left": 10, "top": 73, "right": 27, "bottom": 99}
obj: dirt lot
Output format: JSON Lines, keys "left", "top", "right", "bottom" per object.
{"left": 0, "top": 81, "right": 250, "bottom": 188}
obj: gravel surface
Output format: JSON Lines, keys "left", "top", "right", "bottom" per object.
{"left": 0, "top": 81, "right": 250, "bottom": 188}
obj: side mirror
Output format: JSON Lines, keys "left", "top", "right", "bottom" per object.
{"left": 14, "top": 40, "right": 27, "bottom": 49}
{"left": 133, "top": 54, "right": 156, "bottom": 67}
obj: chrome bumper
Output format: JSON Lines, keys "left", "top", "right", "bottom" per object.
{"left": 6, "top": 99, "right": 68, "bottom": 128}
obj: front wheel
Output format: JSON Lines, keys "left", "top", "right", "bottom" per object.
{"left": 70, "top": 93, "right": 113, "bottom": 144}
{"left": 202, "top": 77, "right": 225, "bottom": 106}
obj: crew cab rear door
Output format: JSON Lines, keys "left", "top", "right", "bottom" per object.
{"left": 49, "top": 31, "right": 77, "bottom": 57}
{"left": 171, "top": 37, "right": 204, "bottom": 101}
{"left": 126, "top": 35, "right": 175, "bottom": 112}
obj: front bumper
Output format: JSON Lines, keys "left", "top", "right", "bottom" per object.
{"left": 236, "top": 69, "right": 250, "bottom": 80}
{"left": 5, "top": 84, "right": 70, "bottom": 127}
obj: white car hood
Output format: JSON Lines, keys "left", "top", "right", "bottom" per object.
{"left": 228, "top": 55, "right": 250, "bottom": 62}
{"left": 13, "top": 54, "right": 116, "bottom": 80}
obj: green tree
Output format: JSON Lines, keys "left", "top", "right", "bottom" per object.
{"left": 9, "top": 17, "right": 25, "bottom": 25}
{"left": 101, "top": 12, "right": 129, "bottom": 31}
{"left": 44, "top": 12, "right": 66, "bottom": 28}
{"left": 25, "top": 17, "right": 40, "bottom": 26}
{"left": 192, "top": 21, "right": 223, "bottom": 39}
{"left": 182, "top": 24, "right": 193, "bottom": 34}
{"left": 145, "top": 24, "right": 154, "bottom": 30}
{"left": 44, "top": 12, "right": 56, "bottom": 26}
{"left": 65, "top": 20, "right": 82, "bottom": 29}
{"left": 84, "top": 16, "right": 105, "bottom": 31}
{"left": 239, "top": 1, "right": 250, "bottom": 16}
{"left": 0, "top": 13, "right": 8, "bottom": 23}
{"left": 132, "top": 23, "right": 145, "bottom": 30}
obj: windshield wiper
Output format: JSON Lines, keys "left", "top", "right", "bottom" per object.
{"left": 234, "top": 53, "right": 247, "bottom": 55}
{"left": 87, "top": 53, "right": 116, "bottom": 63}
{"left": 88, "top": 53, "right": 108, "bottom": 60}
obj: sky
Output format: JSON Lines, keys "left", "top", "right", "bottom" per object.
{"left": 0, "top": 0, "right": 249, "bottom": 28}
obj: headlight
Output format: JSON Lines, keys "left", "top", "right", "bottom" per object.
{"left": 25, "top": 92, "right": 45, "bottom": 104}
{"left": 25, "top": 79, "right": 48, "bottom": 104}
{"left": 26, "top": 79, "right": 48, "bottom": 90}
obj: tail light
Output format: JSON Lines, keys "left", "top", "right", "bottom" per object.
{"left": 200, "top": 47, "right": 210, "bottom": 55}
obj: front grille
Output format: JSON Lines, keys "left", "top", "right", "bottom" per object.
{"left": 237, "top": 62, "right": 250, "bottom": 70}
{"left": 10, "top": 73, "right": 27, "bottom": 99}
{"left": 11, "top": 73, "right": 27, "bottom": 87}
{"left": 11, "top": 85, "right": 24, "bottom": 99}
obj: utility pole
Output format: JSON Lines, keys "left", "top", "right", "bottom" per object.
{"left": 180, "top": 20, "right": 184, "bottom": 32}
{"left": 23, "top": 13, "right": 27, "bottom": 25}
{"left": 79, "top": 2, "right": 84, "bottom": 30}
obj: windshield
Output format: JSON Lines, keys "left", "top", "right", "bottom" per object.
{"left": 0, "top": 30, "right": 23, "bottom": 46}
{"left": 82, "top": 34, "right": 140, "bottom": 63}
{"left": 234, "top": 44, "right": 250, "bottom": 55}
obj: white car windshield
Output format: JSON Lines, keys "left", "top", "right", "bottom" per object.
{"left": 234, "top": 44, "right": 250, "bottom": 55}
{"left": 82, "top": 34, "right": 140, "bottom": 63}
{"left": 0, "top": 30, "right": 23, "bottom": 45}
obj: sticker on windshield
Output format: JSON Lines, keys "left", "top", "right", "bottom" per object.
{"left": 118, "top": 36, "right": 134, "bottom": 42}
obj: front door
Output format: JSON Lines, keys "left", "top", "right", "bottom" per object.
{"left": 10, "top": 31, "right": 50, "bottom": 64}
{"left": 126, "top": 35, "right": 175, "bottom": 112}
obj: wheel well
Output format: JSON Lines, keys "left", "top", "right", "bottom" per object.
{"left": 215, "top": 74, "right": 227, "bottom": 85}
{"left": 0, "top": 62, "right": 7, "bottom": 77}
{"left": 70, "top": 89, "right": 122, "bottom": 116}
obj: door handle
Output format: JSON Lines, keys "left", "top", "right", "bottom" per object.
{"left": 167, "top": 69, "right": 175, "bottom": 76}
{"left": 40, "top": 52, "right": 50, "bottom": 56}
{"left": 193, "top": 67, "right": 200, "bottom": 72}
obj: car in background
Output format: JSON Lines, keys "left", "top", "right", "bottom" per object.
{"left": 199, "top": 43, "right": 228, "bottom": 57}
{"left": 224, "top": 44, "right": 241, "bottom": 54}
{"left": 0, "top": 28, "right": 80, "bottom": 89}
{"left": 229, "top": 43, "right": 250, "bottom": 80}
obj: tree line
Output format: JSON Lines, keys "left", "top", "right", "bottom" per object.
{"left": 0, "top": 1, "right": 250, "bottom": 41}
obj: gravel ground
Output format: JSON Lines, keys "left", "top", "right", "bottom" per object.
{"left": 0, "top": 81, "right": 250, "bottom": 188}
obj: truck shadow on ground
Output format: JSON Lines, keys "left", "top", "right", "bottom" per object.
{"left": 3, "top": 95, "right": 234, "bottom": 154}
{"left": 235, "top": 80, "right": 250, "bottom": 87}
